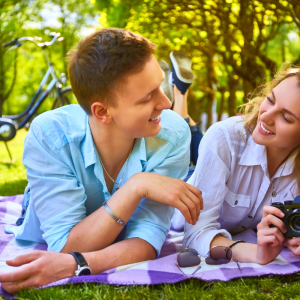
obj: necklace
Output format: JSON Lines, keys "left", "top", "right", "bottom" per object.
{"left": 270, "top": 154, "right": 291, "bottom": 198}
{"left": 99, "top": 140, "right": 135, "bottom": 191}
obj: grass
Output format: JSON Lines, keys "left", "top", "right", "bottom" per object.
{"left": 15, "top": 275, "right": 300, "bottom": 299}
{"left": 0, "top": 129, "right": 28, "bottom": 196}
{"left": 2, "top": 130, "right": 300, "bottom": 299}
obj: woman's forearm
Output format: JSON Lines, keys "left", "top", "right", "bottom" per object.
{"left": 210, "top": 235, "right": 257, "bottom": 263}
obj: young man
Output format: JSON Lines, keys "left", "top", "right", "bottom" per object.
{"left": 0, "top": 28, "right": 202, "bottom": 293}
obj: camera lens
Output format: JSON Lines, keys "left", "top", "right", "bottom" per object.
{"left": 288, "top": 213, "right": 300, "bottom": 233}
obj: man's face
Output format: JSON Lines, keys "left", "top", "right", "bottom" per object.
{"left": 108, "top": 55, "right": 172, "bottom": 139}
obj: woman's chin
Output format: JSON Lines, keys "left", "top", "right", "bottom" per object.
{"left": 252, "top": 128, "right": 266, "bottom": 146}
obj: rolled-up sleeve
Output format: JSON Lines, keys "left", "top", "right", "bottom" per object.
{"left": 23, "top": 121, "right": 87, "bottom": 252}
{"left": 124, "top": 124, "right": 191, "bottom": 257}
{"left": 183, "top": 123, "right": 232, "bottom": 256}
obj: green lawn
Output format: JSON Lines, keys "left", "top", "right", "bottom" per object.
{"left": 0, "top": 129, "right": 28, "bottom": 196}
{"left": 1, "top": 130, "right": 300, "bottom": 299}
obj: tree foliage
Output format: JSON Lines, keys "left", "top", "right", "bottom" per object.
{"left": 96, "top": 0, "right": 300, "bottom": 127}
{"left": 0, "top": 0, "right": 95, "bottom": 116}
{"left": 0, "top": 0, "right": 31, "bottom": 116}
{"left": 2, "top": 0, "right": 300, "bottom": 128}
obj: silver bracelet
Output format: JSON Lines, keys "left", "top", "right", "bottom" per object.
{"left": 103, "top": 201, "right": 127, "bottom": 226}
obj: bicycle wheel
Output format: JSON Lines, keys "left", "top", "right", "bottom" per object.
{"left": 52, "top": 86, "right": 77, "bottom": 110}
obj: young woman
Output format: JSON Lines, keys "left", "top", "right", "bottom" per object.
{"left": 183, "top": 64, "right": 300, "bottom": 265}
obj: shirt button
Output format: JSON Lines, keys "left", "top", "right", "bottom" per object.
{"left": 234, "top": 200, "right": 238, "bottom": 205}
{"left": 248, "top": 216, "right": 253, "bottom": 219}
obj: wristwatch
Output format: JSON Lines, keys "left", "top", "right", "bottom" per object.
{"left": 69, "top": 252, "right": 92, "bottom": 276}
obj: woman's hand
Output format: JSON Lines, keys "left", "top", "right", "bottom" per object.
{"left": 130, "top": 173, "right": 203, "bottom": 225}
{"left": 256, "top": 205, "right": 286, "bottom": 264}
{"left": 284, "top": 237, "right": 300, "bottom": 256}
{"left": 0, "top": 251, "right": 76, "bottom": 294}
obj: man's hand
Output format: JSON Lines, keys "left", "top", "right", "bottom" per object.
{"left": 256, "top": 206, "right": 285, "bottom": 264}
{"left": 130, "top": 173, "right": 203, "bottom": 225}
{"left": 0, "top": 251, "right": 76, "bottom": 294}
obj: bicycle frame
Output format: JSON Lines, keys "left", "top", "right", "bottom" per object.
{"left": 0, "top": 33, "right": 70, "bottom": 160}
{"left": 2, "top": 33, "right": 66, "bottom": 130}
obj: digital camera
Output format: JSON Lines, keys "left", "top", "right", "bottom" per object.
{"left": 271, "top": 196, "right": 300, "bottom": 238}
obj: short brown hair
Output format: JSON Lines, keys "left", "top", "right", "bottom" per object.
{"left": 67, "top": 28, "right": 156, "bottom": 114}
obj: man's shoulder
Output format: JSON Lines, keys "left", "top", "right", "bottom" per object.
{"left": 157, "top": 109, "right": 190, "bottom": 146}
{"left": 31, "top": 104, "right": 87, "bottom": 149}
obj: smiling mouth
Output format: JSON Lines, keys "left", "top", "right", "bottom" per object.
{"left": 260, "top": 122, "right": 275, "bottom": 135}
{"left": 149, "top": 115, "right": 161, "bottom": 121}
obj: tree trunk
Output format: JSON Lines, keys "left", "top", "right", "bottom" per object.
{"left": 0, "top": 47, "right": 4, "bottom": 117}
{"left": 218, "top": 88, "right": 226, "bottom": 121}
{"left": 243, "top": 79, "right": 252, "bottom": 103}
{"left": 188, "top": 89, "right": 201, "bottom": 123}
{"left": 205, "top": 53, "right": 216, "bottom": 129}
{"left": 228, "top": 78, "right": 239, "bottom": 116}
{"left": 0, "top": 94, "right": 3, "bottom": 117}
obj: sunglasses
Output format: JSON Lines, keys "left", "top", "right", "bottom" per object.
{"left": 176, "top": 246, "right": 242, "bottom": 275}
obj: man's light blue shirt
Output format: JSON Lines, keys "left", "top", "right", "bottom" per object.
{"left": 6, "top": 104, "right": 190, "bottom": 256}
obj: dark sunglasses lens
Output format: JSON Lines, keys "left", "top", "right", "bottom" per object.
{"left": 205, "top": 247, "right": 232, "bottom": 265}
{"left": 178, "top": 249, "right": 200, "bottom": 268}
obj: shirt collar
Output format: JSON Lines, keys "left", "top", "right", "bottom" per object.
{"left": 276, "top": 149, "right": 297, "bottom": 178}
{"left": 238, "top": 134, "right": 296, "bottom": 178}
{"left": 81, "top": 116, "right": 97, "bottom": 168}
{"left": 81, "top": 115, "right": 147, "bottom": 169}
{"left": 238, "top": 135, "right": 266, "bottom": 168}
{"left": 125, "top": 137, "right": 146, "bottom": 177}
{"left": 93, "top": 137, "right": 146, "bottom": 195}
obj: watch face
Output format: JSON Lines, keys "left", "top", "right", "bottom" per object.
{"left": 78, "top": 267, "right": 92, "bottom": 276}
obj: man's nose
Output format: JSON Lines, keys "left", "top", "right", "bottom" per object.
{"left": 155, "top": 88, "right": 172, "bottom": 110}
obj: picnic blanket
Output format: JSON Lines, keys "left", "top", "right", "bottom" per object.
{"left": 1, "top": 195, "right": 300, "bottom": 299}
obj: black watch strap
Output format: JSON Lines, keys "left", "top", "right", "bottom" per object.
{"left": 229, "top": 240, "right": 245, "bottom": 250}
{"left": 69, "top": 252, "right": 88, "bottom": 267}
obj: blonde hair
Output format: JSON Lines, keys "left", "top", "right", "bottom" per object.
{"left": 239, "top": 63, "right": 300, "bottom": 195}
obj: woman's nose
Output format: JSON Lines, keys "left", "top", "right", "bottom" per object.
{"left": 260, "top": 108, "right": 275, "bottom": 126}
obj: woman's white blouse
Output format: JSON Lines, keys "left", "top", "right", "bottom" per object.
{"left": 180, "top": 116, "right": 298, "bottom": 256}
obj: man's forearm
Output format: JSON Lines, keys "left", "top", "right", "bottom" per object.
{"left": 61, "top": 176, "right": 144, "bottom": 253}
{"left": 83, "top": 238, "right": 156, "bottom": 275}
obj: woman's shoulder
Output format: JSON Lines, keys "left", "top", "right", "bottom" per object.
{"left": 207, "top": 116, "right": 244, "bottom": 136}
{"left": 203, "top": 116, "right": 249, "bottom": 154}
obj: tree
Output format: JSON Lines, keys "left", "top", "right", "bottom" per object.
{"left": 1, "top": 0, "right": 95, "bottom": 116}
{"left": 0, "top": 0, "right": 30, "bottom": 116}
{"left": 48, "top": 0, "right": 96, "bottom": 76}
{"left": 96, "top": 0, "right": 298, "bottom": 127}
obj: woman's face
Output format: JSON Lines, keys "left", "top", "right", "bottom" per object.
{"left": 252, "top": 76, "right": 300, "bottom": 154}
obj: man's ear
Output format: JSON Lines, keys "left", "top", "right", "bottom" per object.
{"left": 91, "top": 102, "right": 113, "bottom": 125}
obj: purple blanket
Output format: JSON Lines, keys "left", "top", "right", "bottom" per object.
{"left": 1, "top": 195, "right": 300, "bottom": 299}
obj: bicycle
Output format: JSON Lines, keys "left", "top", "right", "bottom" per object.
{"left": 0, "top": 32, "right": 75, "bottom": 160}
